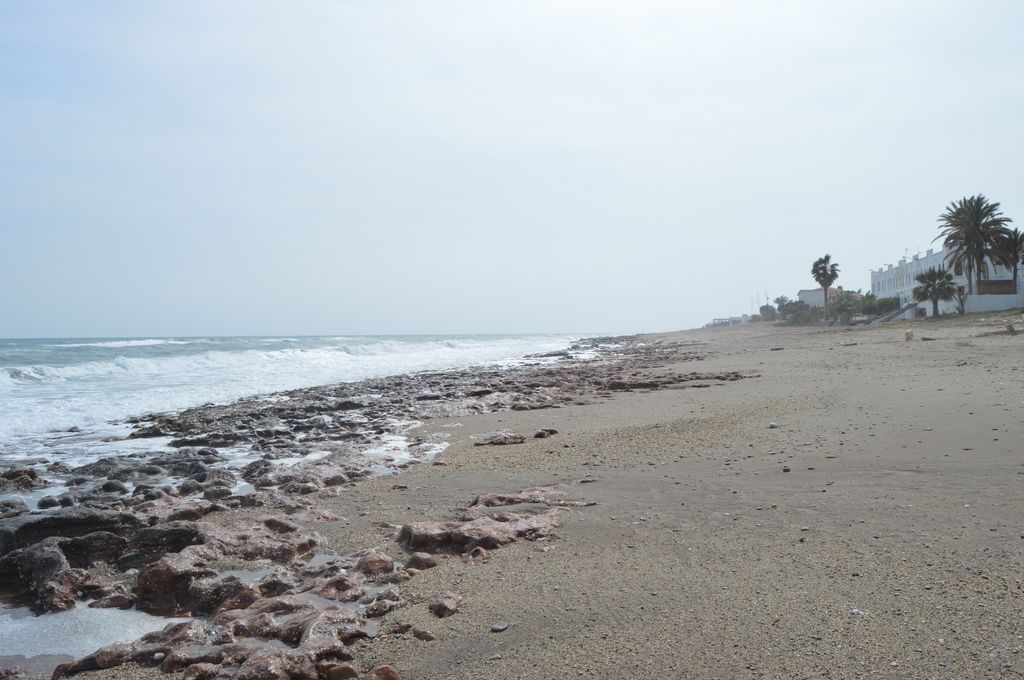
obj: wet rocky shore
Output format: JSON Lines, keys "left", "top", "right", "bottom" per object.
{"left": 0, "top": 336, "right": 750, "bottom": 680}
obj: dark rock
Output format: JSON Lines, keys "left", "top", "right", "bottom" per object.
{"left": 234, "top": 648, "right": 317, "bottom": 680}
{"left": 134, "top": 546, "right": 219, "bottom": 616}
{"left": 0, "top": 540, "right": 85, "bottom": 611}
{"left": 403, "top": 552, "right": 437, "bottom": 571}
{"left": 428, "top": 592, "right": 461, "bottom": 618}
{"left": 355, "top": 551, "right": 394, "bottom": 577}
{"left": 0, "top": 507, "right": 141, "bottom": 557}
{"left": 398, "top": 511, "right": 561, "bottom": 554}
{"left": 131, "top": 521, "right": 204, "bottom": 556}
{"left": 128, "top": 424, "right": 171, "bottom": 438}
{"left": 203, "top": 487, "right": 233, "bottom": 501}
{"left": 262, "top": 517, "right": 299, "bottom": 534}
{"left": 52, "top": 656, "right": 100, "bottom": 678}
{"left": 99, "top": 480, "right": 129, "bottom": 494}
{"left": 1, "top": 467, "right": 43, "bottom": 489}
{"left": 58, "top": 531, "right": 129, "bottom": 566}
{"left": 474, "top": 432, "right": 526, "bottom": 446}
{"left": 0, "top": 499, "right": 29, "bottom": 518}
{"left": 182, "top": 663, "right": 221, "bottom": 680}
{"left": 367, "top": 665, "right": 402, "bottom": 680}
{"left": 189, "top": 576, "right": 262, "bottom": 615}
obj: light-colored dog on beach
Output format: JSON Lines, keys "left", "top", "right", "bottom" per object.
{"left": 904, "top": 329, "right": 913, "bottom": 342}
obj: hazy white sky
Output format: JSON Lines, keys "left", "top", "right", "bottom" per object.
{"left": 2, "top": 1, "right": 1021, "bottom": 337}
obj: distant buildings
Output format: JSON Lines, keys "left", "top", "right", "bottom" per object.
{"left": 870, "top": 248, "right": 1022, "bottom": 319}
{"left": 706, "top": 315, "right": 751, "bottom": 327}
{"left": 797, "top": 287, "right": 842, "bottom": 308}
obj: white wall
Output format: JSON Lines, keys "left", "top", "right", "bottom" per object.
{"left": 965, "top": 293, "right": 1024, "bottom": 314}
{"left": 797, "top": 289, "right": 824, "bottom": 308}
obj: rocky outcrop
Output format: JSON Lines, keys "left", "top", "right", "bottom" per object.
{"left": 25, "top": 336, "right": 735, "bottom": 678}
{"left": 398, "top": 511, "right": 562, "bottom": 554}
{"left": 0, "top": 541, "right": 86, "bottom": 611}
{"left": 0, "top": 507, "right": 141, "bottom": 556}
{"left": 473, "top": 431, "right": 526, "bottom": 446}
{"left": 428, "top": 592, "right": 461, "bottom": 618}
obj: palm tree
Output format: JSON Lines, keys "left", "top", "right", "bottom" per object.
{"left": 913, "top": 267, "right": 957, "bottom": 317}
{"left": 992, "top": 228, "right": 1024, "bottom": 294}
{"left": 810, "top": 254, "right": 840, "bottom": 319}
{"left": 935, "top": 195, "right": 1013, "bottom": 294}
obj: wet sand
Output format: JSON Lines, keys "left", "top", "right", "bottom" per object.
{"left": 75, "top": 317, "right": 1024, "bottom": 678}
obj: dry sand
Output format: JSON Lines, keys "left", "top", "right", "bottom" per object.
{"left": 80, "top": 317, "right": 1024, "bottom": 679}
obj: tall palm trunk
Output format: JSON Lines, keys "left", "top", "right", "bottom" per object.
{"left": 932, "top": 298, "right": 939, "bottom": 317}
{"left": 822, "top": 286, "right": 828, "bottom": 320}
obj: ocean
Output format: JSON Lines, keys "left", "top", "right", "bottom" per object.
{"left": 0, "top": 334, "right": 578, "bottom": 473}
{"left": 0, "top": 333, "right": 581, "bottom": 671}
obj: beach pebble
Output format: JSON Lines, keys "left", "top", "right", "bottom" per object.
{"left": 404, "top": 552, "right": 438, "bottom": 571}
{"left": 183, "top": 664, "right": 220, "bottom": 680}
{"left": 475, "top": 432, "right": 526, "bottom": 446}
{"left": 768, "top": 422, "right": 779, "bottom": 429}
{"left": 356, "top": 551, "right": 395, "bottom": 576}
{"left": 490, "top": 622, "right": 509, "bottom": 633}
{"left": 326, "top": 666, "right": 359, "bottom": 680}
{"left": 367, "top": 665, "right": 403, "bottom": 680}
{"left": 428, "top": 592, "right": 462, "bottom": 618}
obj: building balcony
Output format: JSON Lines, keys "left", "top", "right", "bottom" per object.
{"left": 976, "top": 280, "right": 1017, "bottom": 295}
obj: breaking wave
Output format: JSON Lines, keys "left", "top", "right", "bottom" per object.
{"left": 0, "top": 335, "right": 578, "bottom": 440}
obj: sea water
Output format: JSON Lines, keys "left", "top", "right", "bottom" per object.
{"left": 0, "top": 334, "right": 579, "bottom": 444}
{"left": 0, "top": 334, "right": 579, "bottom": 669}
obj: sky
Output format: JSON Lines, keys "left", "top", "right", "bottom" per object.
{"left": 1, "top": 1, "right": 1022, "bottom": 337}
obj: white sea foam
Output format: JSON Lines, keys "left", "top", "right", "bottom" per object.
{"left": 0, "top": 335, "right": 579, "bottom": 442}
{"left": 45, "top": 339, "right": 195, "bottom": 348}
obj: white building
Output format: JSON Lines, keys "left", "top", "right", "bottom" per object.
{"left": 797, "top": 287, "right": 841, "bottom": 308}
{"left": 706, "top": 315, "right": 751, "bottom": 327}
{"left": 870, "top": 248, "right": 1022, "bottom": 319}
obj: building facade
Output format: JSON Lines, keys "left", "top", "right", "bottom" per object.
{"left": 797, "top": 287, "right": 840, "bottom": 308}
{"left": 870, "top": 248, "right": 1022, "bottom": 318}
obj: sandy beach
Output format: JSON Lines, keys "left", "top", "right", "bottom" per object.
{"left": 47, "top": 316, "right": 1021, "bottom": 679}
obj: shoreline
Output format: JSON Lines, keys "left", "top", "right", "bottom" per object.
{"left": 4, "top": 318, "right": 1024, "bottom": 678}
{"left": 1, "top": 334, "right": 741, "bottom": 679}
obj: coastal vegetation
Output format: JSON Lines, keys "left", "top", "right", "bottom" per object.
{"left": 993, "top": 227, "right": 1024, "bottom": 293}
{"left": 858, "top": 293, "right": 900, "bottom": 317}
{"left": 936, "top": 194, "right": 1013, "bottom": 294}
{"left": 768, "top": 291, "right": 899, "bottom": 325}
{"left": 913, "top": 267, "right": 957, "bottom": 317}
{"left": 810, "top": 254, "right": 840, "bottom": 320}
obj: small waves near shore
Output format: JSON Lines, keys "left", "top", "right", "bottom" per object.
{"left": 0, "top": 334, "right": 580, "bottom": 443}
{"left": 0, "top": 333, "right": 587, "bottom": 676}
